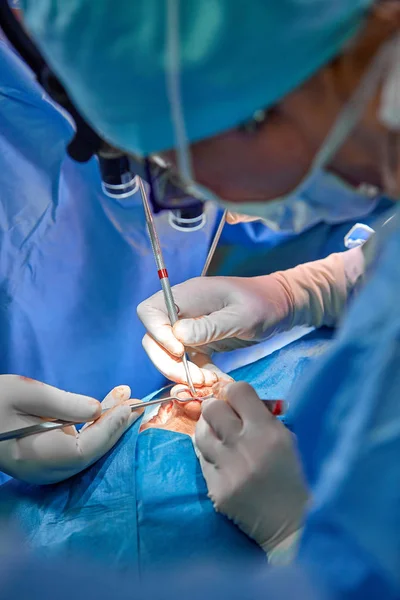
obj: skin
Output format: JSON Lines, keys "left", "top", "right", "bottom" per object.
{"left": 160, "top": 2, "right": 400, "bottom": 204}
{"left": 139, "top": 385, "right": 214, "bottom": 437}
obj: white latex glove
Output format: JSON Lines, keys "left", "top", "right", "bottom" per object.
{"left": 195, "top": 381, "right": 309, "bottom": 556}
{"left": 0, "top": 375, "right": 143, "bottom": 485}
{"left": 138, "top": 248, "right": 364, "bottom": 385}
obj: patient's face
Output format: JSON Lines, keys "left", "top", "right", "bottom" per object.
{"left": 139, "top": 386, "right": 213, "bottom": 437}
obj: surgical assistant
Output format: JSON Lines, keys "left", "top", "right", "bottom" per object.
{"left": 16, "top": 1, "right": 400, "bottom": 597}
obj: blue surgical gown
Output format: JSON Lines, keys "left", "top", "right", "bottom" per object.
{"left": 0, "top": 39, "right": 220, "bottom": 400}
{"left": 290, "top": 210, "right": 400, "bottom": 598}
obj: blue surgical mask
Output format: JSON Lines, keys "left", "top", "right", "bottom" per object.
{"left": 223, "top": 170, "right": 381, "bottom": 234}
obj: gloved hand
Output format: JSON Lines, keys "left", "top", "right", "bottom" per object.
{"left": 195, "top": 381, "right": 309, "bottom": 559}
{"left": 138, "top": 273, "right": 292, "bottom": 386}
{"left": 0, "top": 375, "right": 143, "bottom": 484}
{"left": 138, "top": 248, "right": 364, "bottom": 385}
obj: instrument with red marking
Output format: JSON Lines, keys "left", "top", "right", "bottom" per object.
{"left": 265, "top": 399, "right": 291, "bottom": 430}
{"left": 0, "top": 392, "right": 214, "bottom": 443}
{"left": 138, "top": 177, "right": 197, "bottom": 396}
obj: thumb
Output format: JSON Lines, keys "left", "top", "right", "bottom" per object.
{"left": 100, "top": 385, "right": 143, "bottom": 430}
{"left": 80, "top": 385, "right": 133, "bottom": 432}
{"left": 173, "top": 307, "right": 242, "bottom": 347}
{"left": 5, "top": 375, "right": 101, "bottom": 422}
{"left": 101, "top": 385, "right": 131, "bottom": 410}
{"left": 12, "top": 389, "right": 144, "bottom": 484}
{"left": 76, "top": 399, "right": 144, "bottom": 467}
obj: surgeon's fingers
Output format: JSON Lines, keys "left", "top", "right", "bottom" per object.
{"left": 6, "top": 375, "right": 101, "bottom": 422}
{"left": 188, "top": 351, "right": 233, "bottom": 384}
{"left": 138, "top": 278, "right": 232, "bottom": 352}
{"left": 78, "top": 398, "right": 144, "bottom": 456}
{"left": 101, "top": 385, "right": 131, "bottom": 409}
{"left": 201, "top": 398, "right": 242, "bottom": 445}
{"left": 195, "top": 415, "right": 224, "bottom": 465}
{"left": 198, "top": 453, "right": 229, "bottom": 508}
{"left": 218, "top": 381, "right": 273, "bottom": 426}
{"left": 15, "top": 401, "right": 144, "bottom": 484}
{"left": 173, "top": 306, "right": 241, "bottom": 348}
{"left": 80, "top": 385, "right": 133, "bottom": 432}
{"left": 142, "top": 334, "right": 218, "bottom": 387}
{"left": 137, "top": 291, "right": 186, "bottom": 357}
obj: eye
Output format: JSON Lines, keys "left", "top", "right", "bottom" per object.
{"left": 238, "top": 105, "right": 283, "bottom": 135}
{"left": 238, "top": 108, "right": 269, "bottom": 134}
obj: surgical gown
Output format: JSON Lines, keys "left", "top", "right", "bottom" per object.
{"left": 291, "top": 210, "right": 400, "bottom": 598}
{"left": 0, "top": 38, "right": 220, "bottom": 401}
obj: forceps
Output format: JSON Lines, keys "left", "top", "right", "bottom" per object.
{"left": 0, "top": 393, "right": 213, "bottom": 443}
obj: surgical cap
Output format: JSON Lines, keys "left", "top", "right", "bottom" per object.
{"left": 21, "top": 0, "right": 374, "bottom": 156}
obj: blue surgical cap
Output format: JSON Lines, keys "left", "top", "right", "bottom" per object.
{"left": 21, "top": 0, "right": 374, "bottom": 156}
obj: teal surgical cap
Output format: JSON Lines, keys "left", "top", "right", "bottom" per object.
{"left": 21, "top": 0, "right": 374, "bottom": 156}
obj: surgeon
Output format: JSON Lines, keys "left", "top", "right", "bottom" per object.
{"left": 0, "top": 13, "right": 303, "bottom": 487}
{"left": 8, "top": 0, "right": 400, "bottom": 598}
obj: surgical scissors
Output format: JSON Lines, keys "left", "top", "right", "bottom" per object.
{"left": 0, "top": 393, "right": 213, "bottom": 443}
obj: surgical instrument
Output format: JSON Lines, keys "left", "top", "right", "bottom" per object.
{"left": 138, "top": 175, "right": 196, "bottom": 396}
{"left": 0, "top": 393, "right": 214, "bottom": 443}
{"left": 183, "top": 210, "right": 227, "bottom": 368}
{"left": 201, "top": 209, "right": 227, "bottom": 277}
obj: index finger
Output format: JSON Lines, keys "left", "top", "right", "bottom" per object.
{"left": 219, "top": 381, "right": 275, "bottom": 425}
{"left": 138, "top": 291, "right": 185, "bottom": 357}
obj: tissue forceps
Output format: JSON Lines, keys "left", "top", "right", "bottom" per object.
{"left": 0, "top": 393, "right": 213, "bottom": 443}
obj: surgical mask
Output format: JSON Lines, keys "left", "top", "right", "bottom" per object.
{"left": 210, "top": 177, "right": 380, "bottom": 234}
{"left": 249, "top": 169, "right": 382, "bottom": 234}
{"left": 223, "top": 169, "right": 382, "bottom": 235}
{"left": 165, "top": 1, "right": 400, "bottom": 230}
